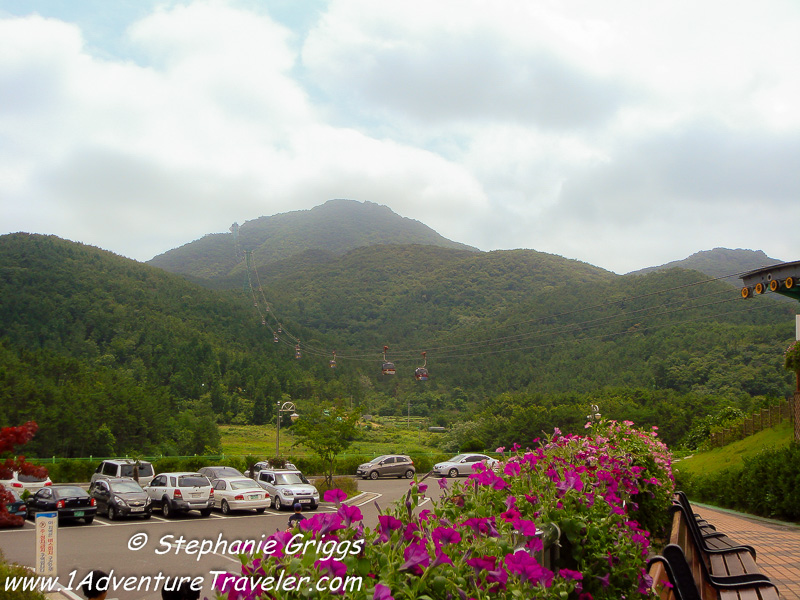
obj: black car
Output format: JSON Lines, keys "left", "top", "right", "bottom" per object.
{"left": 91, "top": 478, "right": 151, "bottom": 520}
{"left": 26, "top": 485, "right": 97, "bottom": 524}
{"left": 198, "top": 466, "right": 244, "bottom": 482}
{"left": 1, "top": 488, "right": 27, "bottom": 527}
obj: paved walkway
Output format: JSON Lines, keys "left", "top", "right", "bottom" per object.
{"left": 692, "top": 503, "right": 800, "bottom": 599}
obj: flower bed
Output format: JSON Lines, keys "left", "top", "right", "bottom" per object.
{"left": 214, "top": 420, "right": 673, "bottom": 599}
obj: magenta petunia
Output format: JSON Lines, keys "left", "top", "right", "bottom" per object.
{"left": 337, "top": 503, "right": 363, "bottom": 527}
{"left": 378, "top": 514, "right": 403, "bottom": 532}
{"left": 323, "top": 488, "right": 347, "bottom": 504}
{"left": 400, "top": 541, "right": 430, "bottom": 575}
{"left": 373, "top": 583, "right": 394, "bottom": 600}
{"left": 432, "top": 526, "right": 462, "bottom": 547}
{"left": 314, "top": 557, "right": 347, "bottom": 579}
{"left": 437, "top": 477, "right": 448, "bottom": 489}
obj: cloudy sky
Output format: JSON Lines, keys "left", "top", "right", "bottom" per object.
{"left": 1, "top": 0, "right": 799, "bottom": 273}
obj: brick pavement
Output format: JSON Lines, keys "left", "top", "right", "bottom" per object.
{"left": 691, "top": 503, "right": 800, "bottom": 600}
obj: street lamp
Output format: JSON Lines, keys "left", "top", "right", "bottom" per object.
{"left": 276, "top": 401, "right": 299, "bottom": 458}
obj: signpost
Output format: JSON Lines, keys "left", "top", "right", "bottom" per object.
{"left": 35, "top": 512, "right": 58, "bottom": 576}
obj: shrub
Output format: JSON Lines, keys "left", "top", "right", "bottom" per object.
{"left": 313, "top": 475, "right": 359, "bottom": 499}
{"left": 0, "top": 549, "right": 46, "bottom": 600}
{"left": 44, "top": 459, "right": 94, "bottom": 483}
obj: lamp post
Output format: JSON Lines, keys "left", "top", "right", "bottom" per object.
{"left": 276, "top": 401, "right": 299, "bottom": 458}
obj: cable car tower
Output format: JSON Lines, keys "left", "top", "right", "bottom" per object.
{"left": 740, "top": 259, "right": 800, "bottom": 441}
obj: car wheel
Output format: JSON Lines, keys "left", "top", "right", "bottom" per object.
{"left": 369, "top": 471, "right": 379, "bottom": 480}
{"left": 107, "top": 505, "right": 116, "bottom": 521}
{"left": 143, "top": 512, "right": 152, "bottom": 520}
{"left": 200, "top": 508, "right": 212, "bottom": 517}
{"left": 162, "top": 498, "right": 172, "bottom": 518}
{"left": 84, "top": 516, "right": 94, "bottom": 525}
{"left": 309, "top": 503, "right": 318, "bottom": 511}
{"left": 255, "top": 507, "right": 266, "bottom": 514}
{"left": 275, "top": 497, "right": 283, "bottom": 511}
{"left": 221, "top": 500, "right": 230, "bottom": 515}
{"left": 448, "top": 468, "right": 459, "bottom": 478}
{"left": 404, "top": 469, "right": 414, "bottom": 479}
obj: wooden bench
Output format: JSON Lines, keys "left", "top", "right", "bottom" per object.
{"left": 648, "top": 492, "right": 780, "bottom": 600}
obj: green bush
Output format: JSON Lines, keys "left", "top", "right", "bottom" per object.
{"left": 679, "top": 442, "right": 800, "bottom": 521}
{"left": 313, "top": 475, "right": 359, "bottom": 499}
{"left": 0, "top": 550, "right": 46, "bottom": 600}
{"left": 43, "top": 459, "right": 95, "bottom": 483}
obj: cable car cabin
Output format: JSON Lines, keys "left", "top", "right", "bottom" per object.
{"left": 382, "top": 362, "right": 396, "bottom": 375}
{"left": 414, "top": 367, "right": 429, "bottom": 381}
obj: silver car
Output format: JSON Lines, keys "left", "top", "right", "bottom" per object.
{"left": 356, "top": 455, "right": 415, "bottom": 480}
{"left": 255, "top": 469, "right": 319, "bottom": 511}
{"left": 433, "top": 454, "right": 498, "bottom": 478}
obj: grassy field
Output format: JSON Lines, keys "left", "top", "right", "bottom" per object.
{"left": 674, "top": 418, "right": 793, "bottom": 477}
{"left": 220, "top": 416, "right": 444, "bottom": 460}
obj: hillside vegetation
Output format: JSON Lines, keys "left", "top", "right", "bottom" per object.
{"left": 1, "top": 229, "right": 796, "bottom": 460}
{"left": 148, "top": 199, "right": 477, "bottom": 279}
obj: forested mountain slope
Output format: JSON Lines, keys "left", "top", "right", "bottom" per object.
{"left": 1, "top": 233, "right": 796, "bottom": 457}
{"left": 147, "top": 199, "right": 477, "bottom": 280}
{"left": 629, "top": 248, "right": 782, "bottom": 279}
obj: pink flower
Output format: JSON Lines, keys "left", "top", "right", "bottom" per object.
{"left": 337, "top": 503, "right": 363, "bottom": 527}
{"left": 431, "top": 549, "right": 454, "bottom": 568}
{"left": 437, "top": 477, "right": 448, "bottom": 489}
{"left": 373, "top": 583, "right": 394, "bottom": 600}
{"left": 432, "top": 526, "right": 462, "bottom": 547}
{"left": 314, "top": 557, "right": 347, "bottom": 579}
{"left": 323, "top": 488, "right": 347, "bottom": 505}
{"left": 400, "top": 541, "right": 430, "bottom": 575}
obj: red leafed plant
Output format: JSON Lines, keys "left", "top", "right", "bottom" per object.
{"left": 0, "top": 421, "right": 49, "bottom": 527}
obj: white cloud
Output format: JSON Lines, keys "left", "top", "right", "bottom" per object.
{"left": 1, "top": 0, "right": 799, "bottom": 272}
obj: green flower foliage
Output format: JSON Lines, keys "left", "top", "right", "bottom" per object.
{"left": 214, "top": 421, "right": 673, "bottom": 600}
{"left": 784, "top": 341, "right": 800, "bottom": 371}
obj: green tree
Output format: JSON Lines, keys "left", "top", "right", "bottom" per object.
{"left": 291, "top": 405, "right": 360, "bottom": 487}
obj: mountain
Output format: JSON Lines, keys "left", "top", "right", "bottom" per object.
{"left": 147, "top": 199, "right": 478, "bottom": 280}
{"left": 2, "top": 232, "right": 796, "bottom": 459}
{"left": 628, "top": 248, "right": 783, "bottom": 280}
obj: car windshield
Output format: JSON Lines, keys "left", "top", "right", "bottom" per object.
{"left": 120, "top": 464, "right": 153, "bottom": 477}
{"left": 178, "top": 476, "right": 209, "bottom": 487}
{"left": 273, "top": 473, "right": 304, "bottom": 485}
{"left": 17, "top": 473, "right": 48, "bottom": 483}
{"left": 54, "top": 486, "right": 87, "bottom": 498}
{"left": 449, "top": 454, "right": 469, "bottom": 462}
{"left": 110, "top": 481, "right": 143, "bottom": 493}
{"left": 229, "top": 479, "right": 259, "bottom": 490}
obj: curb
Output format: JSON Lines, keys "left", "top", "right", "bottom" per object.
{"left": 691, "top": 501, "right": 800, "bottom": 529}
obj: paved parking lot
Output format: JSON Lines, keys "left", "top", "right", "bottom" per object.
{"left": 0, "top": 476, "right": 441, "bottom": 600}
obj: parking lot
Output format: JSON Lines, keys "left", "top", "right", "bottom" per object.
{"left": 0, "top": 476, "right": 444, "bottom": 600}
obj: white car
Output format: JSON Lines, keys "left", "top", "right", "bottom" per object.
{"left": 212, "top": 477, "right": 270, "bottom": 514}
{"left": 433, "top": 454, "right": 498, "bottom": 478}
{"left": 145, "top": 472, "right": 214, "bottom": 518}
{"left": 0, "top": 471, "right": 52, "bottom": 493}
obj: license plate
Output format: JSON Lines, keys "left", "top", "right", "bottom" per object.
{"left": 74, "top": 511, "right": 84, "bottom": 517}
{"left": 248, "top": 495, "right": 259, "bottom": 500}
{"left": 299, "top": 499, "right": 311, "bottom": 504}
{"left": 191, "top": 493, "right": 201, "bottom": 498}
{"left": 131, "top": 507, "right": 144, "bottom": 512}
